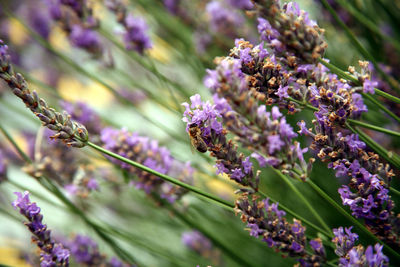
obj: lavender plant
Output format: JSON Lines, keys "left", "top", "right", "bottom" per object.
{"left": 1, "top": 0, "right": 400, "bottom": 266}
{"left": 12, "top": 191, "right": 70, "bottom": 267}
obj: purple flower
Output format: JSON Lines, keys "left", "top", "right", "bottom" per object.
{"left": 333, "top": 226, "right": 389, "bottom": 266}
{"left": 0, "top": 40, "right": 89, "bottom": 148}
{"left": 235, "top": 194, "right": 326, "bottom": 265}
{"left": 12, "top": 191, "right": 70, "bottom": 267}
{"left": 60, "top": 101, "right": 102, "bottom": 136}
{"left": 226, "top": 0, "right": 253, "bottom": 10}
{"left": 206, "top": 1, "right": 244, "bottom": 37}
{"left": 101, "top": 128, "right": 193, "bottom": 202}
{"left": 182, "top": 94, "right": 260, "bottom": 190}
{"left": 203, "top": 42, "right": 313, "bottom": 180}
{"left": 69, "top": 25, "right": 102, "bottom": 54}
{"left": 363, "top": 78, "right": 378, "bottom": 94}
{"left": 63, "top": 234, "right": 134, "bottom": 266}
{"left": 163, "top": 0, "right": 180, "bottom": 14}
{"left": 253, "top": 0, "right": 326, "bottom": 63}
{"left": 123, "top": 14, "right": 152, "bottom": 54}
{"left": 181, "top": 230, "right": 212, "bottom": 256}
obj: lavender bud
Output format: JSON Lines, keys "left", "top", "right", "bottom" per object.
{"left": 63, "top": 234, "right": 134, "bottom": 266}
{"left": 182, "top": 231, "right": 216, "bottom": 259}
{"left": 100, "top": 128, "right": 193, "bottom": 203}
{"left": 253, "top": 0, "right": 327, "bottom": 64}
{"left": 182, "top": 94, "right": 260, "bottom": 190}
{"left": 235, "top": 193, "right": 326, "bottom": 266}
{"left": 12, "top": 191, "right": 70, "bottom": 266}
{"left": 332, "top": 226, "right": 389, "bottom": 266}
{"left": 0, "top": 40, "right": 89, "bottom": 148}
{"left": 106, "top": 0, "right": 152, "bottom": 54}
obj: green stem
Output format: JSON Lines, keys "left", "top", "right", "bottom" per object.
{"left": 390, "top": 187, "right": 400, "bottom": 198}
{"left": 273, "top": 169, "right": 332, "bottom": 234}
{"left": 86, "top": 141, "right": 234, "bottom": 209}
{"left": 307, "top": 179, "right": 400, "bottom": 260}
{"left": 101, "top": 225, "right": 187, "bottom": 266}
{"left": 361, "top": 92, "right": 400, "bottom": 124}
{"left": 257, "top": 190, "right": 332, "bottom": 238}
{"left": 0, "top": 124, "right": 31, "bottom": 163}
{"left": 319, "top": 0, "right": 400, "bottom": 94}
{"left": 334, "top": 0, "right": 400, "bottom": 53}
{"left": 347, "top": 119, "right": 400, "bottom": 138}
{"left": 172, "top": 207, "right": 257, "bottom": 267}
{"left": 375, "top": 89, "right": 400, "bottom": 105}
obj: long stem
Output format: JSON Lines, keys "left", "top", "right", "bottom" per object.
{"left": 170, "top": 204, "right": 257, "bottom": 267}
{"left": 86, "top": 141, "right": 234, "bottom": 209}
{"left": 390, "top": 187, "right": 400, "bottom": 198}
{"left": 347, "top": 119, "right": 400, "bottom": 138}
{"left": 0, "top": 124, "right": 31, "bottom": 163}
{"left": 273, "top": 169, "right": 332, "bottom": 234}
{"left": 88, "top": 140, "right": 334, "bottom": 238}
{"left": 319, "top": 0, "right": 400, "bottom": 94}
{"left": 307, "top": 179, "right": 400, "bottom": 261}
{"left": 361, "top": 92, "right": 400, "bottom": 124}
{"left": 333, "top": 0, "right": 400, "bottom": 53}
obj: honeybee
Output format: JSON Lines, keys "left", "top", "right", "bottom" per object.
{"left": 188, "top": 123, "right": 208, "bottom": 153}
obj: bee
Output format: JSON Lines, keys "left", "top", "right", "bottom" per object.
{"left": 188, "top": 123, "right": 208, "bottom": 153}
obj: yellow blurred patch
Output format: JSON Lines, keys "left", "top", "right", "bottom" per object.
{"left": 30, "top": 69, "right": 47, "bottom": 84}
{"left": 0, "top": 247, "right": 31, "bottom": 267}
{"left": 12, "top": 132, "right": 31, "bottom": 158}
{"left": 91, "top": 0, "right": 107, "bottom": 19}
{"left": 206, "top": 175, "right": 235, "bottom": 199}
{"left": 148, "top": 36, "right": 172, "bottom": 63}
{"left": 8, "top": 18, "right": 29, "bottom": 46}
{"left": 49, "top": 26, "right": 70, "bottom": 52}
{"left": 57, "top": 76, "right": 113, "bottom": 107}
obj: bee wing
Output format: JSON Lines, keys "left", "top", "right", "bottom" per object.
{"left": 189, "top": 136, "right": 195, "bottom": 154}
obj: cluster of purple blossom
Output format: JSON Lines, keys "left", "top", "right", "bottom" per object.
{"left": 100, "top": 127, "right": 193, "bottom": 203}
{"left": 12, "top": 191, "right": 133, "bottom": 266}
{"left": 12, "top": 191, "right": 70, "bottom": 267}
{"left": 1, "top": 0, "right": 399, "bottom": 265}
{"left": 64, "top": 234, "right": 134, "bottom": 267}
{"left": 204, "top": 39, "right": 313, "bottom": 180}
{"left": 44, "top": 0, "right": 103, "bottom": 56}
{"left": 333, "top": 226, "right": 389, "bottom": 266}
{"left": 182, "top": 231, "right": 214, "bottom": 259}
{"left": 182, "top": 94, "right": 260, "bottom": 190}
{"left": 163, "top": 0, "right": 256, "bottom": 54}
{"left": 235, "top": 193, "right": 326, "bottom": 266}
{"left": 182, "top": 0, "right": 397, "bottom": 264}
{"left": 105, "top": 0, "right": 152, "bottom": 54}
